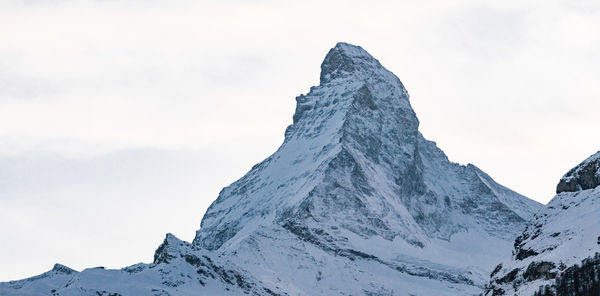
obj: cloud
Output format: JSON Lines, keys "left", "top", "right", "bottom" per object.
{"left": 0, "top": 0, "right": 599, "bottom": 281}
{"left": 0, "top": 147, "right": 272, "bottom": 280}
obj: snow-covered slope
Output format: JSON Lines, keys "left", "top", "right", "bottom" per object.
{"left": 1, "top": 42, "right": 541, "bottom": 296}
{"left": 1, "top": 234, "right": 289, "bottom": 296}
{"left": 484, "top": 151, "right": 600, "bottom": 296}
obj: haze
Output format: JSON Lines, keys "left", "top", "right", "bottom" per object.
{"left": 1, "top": 0, "right": 599, "bottom": 281}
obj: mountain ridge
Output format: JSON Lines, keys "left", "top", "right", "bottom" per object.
{"left": 1, "top": 42, "right": 541, "bottom": 296}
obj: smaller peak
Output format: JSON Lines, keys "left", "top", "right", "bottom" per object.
{"left": 556, "top": 150, "right": 600, "bottom": 193}
{"left": 153, "top": 233, "right": 190, "bottom": 264}
{"left": 320, "top": 42, "right": 382, "bottom": 84}
{"left": 52, "top": 263, "right": 76, "bottom": 275}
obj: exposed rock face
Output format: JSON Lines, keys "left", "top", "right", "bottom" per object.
{"left": 532, "top": 254, "right": 600, "bottom": 296}
{"left": 556, "top": 151, "right": 600, "bottom": 193}
{"left": 1, "top": 42, "right": 541, "bottom": 296}
{"left": 51, "top": 264, "right": 76, "bottom": 275}
{"left": 195, "top": 43, "right": 539, "bottom": 253}
{"left": 484, "top": 150, "right": 600, "bottom": 296}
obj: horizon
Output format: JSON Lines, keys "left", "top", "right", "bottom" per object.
{"left": 1, "top": 0, "right": 599, "bottom": 282}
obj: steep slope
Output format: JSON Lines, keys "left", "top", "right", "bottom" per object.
{"left": 1, "top": 42, "right": 541, "bottom": 296}
{"left": 484, "top": 151, "right": 600, "bottom": 296}
{"left": 191, "top": 42, "right": 541, "bottom": 295}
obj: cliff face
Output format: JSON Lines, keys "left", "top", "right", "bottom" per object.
{"left": 556, "top": 151, "right": 600, "bottom": 193}
{"left": 0, "top": 42, "right": 541, "bottom": 296}
{"left": 192, "top": 43, "right": 540, "bottom": 295}
{"left": 485, "top": 151, "right": 600, "bottom": 296}
{"left": 196, "top": 42, "right": 539, "bottom": 250}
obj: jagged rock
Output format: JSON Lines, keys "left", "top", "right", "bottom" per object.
{"left": 556, "top": 151, "right": 600, "bottom": 193}
{"left": 523, "top": 261, "right": 556, "bottom": 281}
{"left": 1, "top": 42, "right": 541, "bottom": 296}
{"left": 51, "top": 264, "right": 76, "bottom": 275}
{"left": 153, "top": 233, "right": 190, "bottom": 264}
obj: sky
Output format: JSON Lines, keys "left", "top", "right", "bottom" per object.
{"left": 1, "top": 0, "right": 599, "bottom": 281}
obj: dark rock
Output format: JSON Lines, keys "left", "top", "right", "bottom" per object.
{"left": 352, "top": 85, "right": 378, "bottom": 110}
{"left": 556, "top": 152, "right": 600, "bottom": 193}
{"left": 516, "top": 248, "right": 539, "bottom": 260}
{"left": 523, "top": 261, "right": 557, "bottom": 281}
{"left": 490, "top": 264, "right": 503, "bottom": 278}
{"left": 532, "top": 253, "right": 600, "bottom": 296}
{"left": 496, "top": 268, "right": 519, "bottom": 284}
{"left": 319, "top": 43, "right": 378, "bottom": 84}
{"left": 153, "top": 233, "right": 184, "bottom": 264}
{"left": 51, "top": 264, "right": 76, "bottom": 275}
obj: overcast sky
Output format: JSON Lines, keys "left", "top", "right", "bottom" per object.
{"left": 1, "top": 0, "right": 599, "bottom": 281}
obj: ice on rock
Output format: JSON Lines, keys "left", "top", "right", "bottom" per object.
{"left": 1, "top": 42, "right": 542, "bottom": 296}
{"left": 485, "top": 150, "right": 600, "bottom": 296}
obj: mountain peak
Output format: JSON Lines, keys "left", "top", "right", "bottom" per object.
{"left": 330, "top": 42, "right": 373, "bottom": 59}
{"left": 196, "top": 42, "right": 540, "bottom": 256}
{"left": 289, "top": 42, "right": 413, "bottom": 136}
{"left": 319, "top": 42, "right": 383, "bottom": 84}
{"left": 153, "top": 233, "right": 190, "bottom": 264}
{"left": 1, "top": 42, "right": 542, "bottom": 296}
{"left": 51, "top": 264, "right": 76, "bottom": 275}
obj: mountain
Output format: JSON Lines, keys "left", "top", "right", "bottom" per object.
{"left": 1, "top": 42, "right": 541, "bottom": 296}
{"left": 484, "top": 151, "right": 600, "bottom": 296}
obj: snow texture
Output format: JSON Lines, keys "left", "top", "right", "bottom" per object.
{"left": 1, "top": 42, "right": 541, "bottom": 296}
{"left": 484, "top": 151, "right": 600, "bottom": 296}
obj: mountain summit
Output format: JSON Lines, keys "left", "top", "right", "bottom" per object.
{"left": 319, "top": 42, "right": 389, "bottom": 83}
{"left": 1, "top": 42, "right": 541, "bottom": 296}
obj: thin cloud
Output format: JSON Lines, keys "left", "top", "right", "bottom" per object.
{"left": 0, "top": 0, "right": 599, "bottom": 281}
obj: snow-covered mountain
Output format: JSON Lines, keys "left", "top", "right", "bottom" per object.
{"left": 484, "top": 151, "right": 600, "bottom": 296}
{"left": 1, "top": 42, "right": 541, "bottom": 296}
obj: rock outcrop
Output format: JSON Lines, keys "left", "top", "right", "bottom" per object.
{"left": 485, "top": 151, "right": 600, "bottom": 296}
{"left": 556, "top": 151, "right": 600, "bottom": 193}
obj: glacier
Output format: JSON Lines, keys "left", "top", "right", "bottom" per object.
{"left": 1, "top": 42, "right": 542, "bottom": 296}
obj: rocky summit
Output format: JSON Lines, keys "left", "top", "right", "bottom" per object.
{"left": 1, "top": 42, "right": 541, "bottom": 296}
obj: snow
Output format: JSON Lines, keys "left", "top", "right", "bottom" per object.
{"left": 485, "top": 153, "right": 600, "bottom": 295}
{"left": 1, "top": 42, "right": 541, "bottom": 296}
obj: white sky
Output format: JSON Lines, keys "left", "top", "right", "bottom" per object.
{"left": 1, "top": 0, "right": 599, "bottom": 281}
